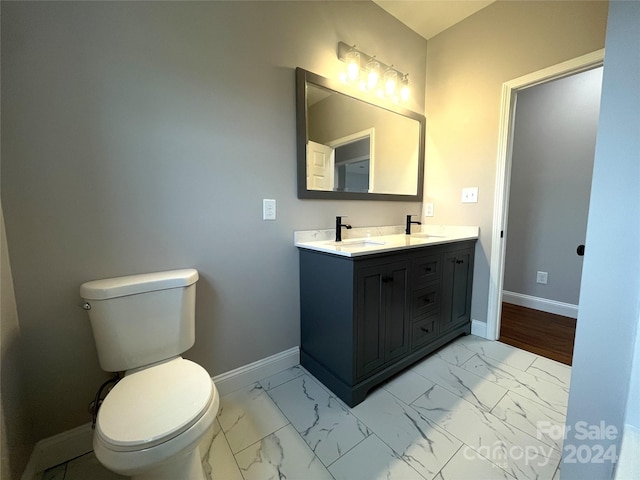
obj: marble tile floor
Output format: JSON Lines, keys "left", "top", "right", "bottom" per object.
{"left": 42, "top": 335, "right": 571, "bottom": 480}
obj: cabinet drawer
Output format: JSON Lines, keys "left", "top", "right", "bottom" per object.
{"left": 412, "top": 254, "right": 442, "bottom": 285}
{"left": 412, "top": 316, "right": 438, "bottom": 349}
{"left": 411, "top": 282, "right": 441, "bottom": 320}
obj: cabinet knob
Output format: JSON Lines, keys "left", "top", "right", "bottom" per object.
{"left": 425, "top": 267, "right": 432, "bottom": 272}
{"left": 455, "top": 259, "right": 464, "bottom": 264}
{"left": 420, "top": 326, "right": 430, "bottom": 333}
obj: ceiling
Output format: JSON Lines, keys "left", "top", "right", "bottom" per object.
{"left": 373, "top": 0, "right": 496, "bottom": 40}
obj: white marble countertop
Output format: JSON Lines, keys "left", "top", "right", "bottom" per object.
{"left": 294, "top": 225, "right": 479, "bottom": 257}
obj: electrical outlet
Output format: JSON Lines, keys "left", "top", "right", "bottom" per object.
{"left": 536, "top": 271, "right": 548, "bottom": 285}
{"left": 263, "top": 199, "right": 276, "bottom": 220}
{"left": 461, "top": 187, "right": 479, "bottom": 203}
{"left": 424, "top": 203, "right": 434, "bottom": 217}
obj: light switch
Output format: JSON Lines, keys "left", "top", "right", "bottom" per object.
{"left": 461, "top": 187, "right": 478, "bottom": 203}
{"left": 263, "top": 199, "right": 276, "bottom": 220}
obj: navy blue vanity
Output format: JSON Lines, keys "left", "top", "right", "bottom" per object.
{"left": 296, "top": 229, "right": 477, "bottom": 407}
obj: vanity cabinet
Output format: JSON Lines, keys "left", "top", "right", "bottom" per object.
{"left": 299, "top": 240, "right": 476, "bottom": 407}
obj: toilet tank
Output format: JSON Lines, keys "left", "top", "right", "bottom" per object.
{"left": 80, "top": 269, "right": 199, "bottom": 372}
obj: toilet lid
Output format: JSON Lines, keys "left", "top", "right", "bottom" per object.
{"left": 96, "top": 358, "right": 213, "bottom": 451}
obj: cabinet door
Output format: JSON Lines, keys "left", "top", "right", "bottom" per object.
{"left": 441, "top": 248, "right": 473, "bottom": 333}
{"left": 384, "top": 262, "right": 411, "bottom": 362}
{"left": 356, "top": 260, "right": 410, "bottom": 379}
{"left": 356, "top": 265, "right": 386, "bottom": 379}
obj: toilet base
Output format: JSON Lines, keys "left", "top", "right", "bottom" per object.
{"left": 131, "top": 447, "right": 205, "bottom": 480}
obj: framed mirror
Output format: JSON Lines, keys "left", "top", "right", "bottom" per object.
{"left": 296, "top": 67, "right": 425, "bottom": 201}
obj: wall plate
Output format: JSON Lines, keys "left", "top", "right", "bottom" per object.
{"left": 461, "top": 187, "right": 478, "bottom": 203}
{"left": 263, "top": 199, "right": 276, "bottom": 220}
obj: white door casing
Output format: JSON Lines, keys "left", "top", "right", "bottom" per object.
{"left": 486, "top": 49, "right": 605, "bottom": 341}
{"left": 327, "top": 128, "right": 375, "bottom": 193}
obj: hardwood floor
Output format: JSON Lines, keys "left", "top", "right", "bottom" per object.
{"left": 499, "top": 302, "right": 576, "bottom": 365}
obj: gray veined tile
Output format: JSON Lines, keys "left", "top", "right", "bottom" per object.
{"left": 217, "top": 383, "right": 289, "bottom": 454}
{"left": 412, "top": 384, "right": 560, "bottom": 480}
{"left": 60, "top": 453, "right": 126, "bottom": 480}
{"left": 434, "top": 445, "right": 517, "bottom": 480}
{"left": 328, "top": 434, "right": 425, "bottom": 480}
{"left": 455, "top": 336, "right": 537, "bottom": 372}
{"left": 352, "top": 387, "right": 461, "bottom": 479}
{"left": 41, "top": 464, "right": 66, "bottom": 480}
{"left": 411, "top": 354, "right": 508, "bottom": 411}
{"left": 526, "top": 356, "right": 572, "bottom": 389}
{"left": 203, "top": 420, "right": 244, "bottom": 480}
{"left": 267, "top": 373, "right": 370, "bottom": 466}
{"left": 491, "top": 391, "right": 566, "bottom": 451}
{"left": 461, "top": 354, "right": 569, "bottom": 415}
{"left": 383, "top": 368, "right": 438, "bottom": 405}
{"left": 259, "top": 365, "right": 305, "bottom": 391}
{"left": 234, "top": 424, "right": 333, "bottom": 480}
{"left": 432, "top": 339, "right": 478, "bottom": 366}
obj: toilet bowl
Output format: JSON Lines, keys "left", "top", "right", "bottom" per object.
{"left": 80, "top": 269, "right": 219, "bottom": 480}
{"left": 93, "top": 357, "right": 219, "bottom": 480}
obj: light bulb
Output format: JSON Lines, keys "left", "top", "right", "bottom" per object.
{"left": 400, "top": 75, "right": 410, "bottom": 102}
{"left": 367, "top": 60, "right": 380, "bottom": 90}
{"left": 384, "top": 69, "right": 397, "bottom": 95}
{"left": 345, "top": 51, "right": 360, "bottom": 81}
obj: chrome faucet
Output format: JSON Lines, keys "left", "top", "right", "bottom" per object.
{"left": 335, "top": 216, "right": 352, "bottom": 242}
{"left": 405, "top": 214, "right": 421, "bottom": 235}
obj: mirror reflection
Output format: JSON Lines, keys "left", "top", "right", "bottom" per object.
{"left": 297, "top": 68, "right": 425, "bottom": 201}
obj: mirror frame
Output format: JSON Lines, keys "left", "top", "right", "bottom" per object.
{"left": 296, "top": 67, "right": 425, "bottom": 201}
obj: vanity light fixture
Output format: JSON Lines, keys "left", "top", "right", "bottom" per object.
{"left": 337, "top": 41, "right": 410, "bottom": 103}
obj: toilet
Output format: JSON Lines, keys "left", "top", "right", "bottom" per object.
{"left": 80, "top": 268, "right": 219, "bottom": 480}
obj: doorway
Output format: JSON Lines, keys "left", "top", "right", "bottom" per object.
{"left": 498, "top": 66, "right": 603, "bottom": 364}
{"left": 486, "top": 50, "right": 605, "bottom": 344}
{"left": 328, "top": 128, "right": 375, "bottom": 193}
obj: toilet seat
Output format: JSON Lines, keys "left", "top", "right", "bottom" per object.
{"left": 96, "top": 357, "right": 213, "bottom": 452}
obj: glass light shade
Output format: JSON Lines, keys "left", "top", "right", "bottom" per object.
{"left": 345, "top": 51, "right": 360, "bottom": 81}
{"left": 400, "top": 76, "right": 410, "bottom": 102}
{"left": 367, "top": 61, "right": 380, "bottom": 90}
{"left": 384, "top": 69, "right": 397, "bottom": 95}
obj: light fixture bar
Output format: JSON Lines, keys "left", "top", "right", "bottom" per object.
{"left": 337, "top": 41, "right": 406, "bottom": 84}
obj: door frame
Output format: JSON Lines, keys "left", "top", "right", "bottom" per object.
{"left": 327, "top": 128, "right": 376, "bottom": 193}
{"left": 486, "top": 49, "right": 605, "bottom": 341}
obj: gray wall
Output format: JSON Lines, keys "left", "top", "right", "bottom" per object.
{"left": 0, "top": 1, "right": 427, "bottom": 441}
{"left": 421, "top": 0, "right": 609, "bottom": 325}
{"left": 504, "top": 68, "right": 602, "bottom": 305}
{"left": 1, "top": 204, "right": 33, "bottom": 479}
{"left": 563, "top": 0, "right": 640, "bottom": 477}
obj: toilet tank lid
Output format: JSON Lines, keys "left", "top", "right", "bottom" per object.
{"left": 80, "top": 269, "right": 198, "bottom": 300}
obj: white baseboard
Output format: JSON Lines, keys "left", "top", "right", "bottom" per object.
{"left": 471, "top": 319, "right": 488, "bottom": 339}
{"left": 212, "top": 346, "right": 300, "bottom": 396}
{"left": 22, "top": 346, "right": 301, "bottom": 479}
{"left": 21, "top": 423, "right": 94, "bottom": 480}
{"left": 502, "top": 290, "right": 578, "bottom": 319}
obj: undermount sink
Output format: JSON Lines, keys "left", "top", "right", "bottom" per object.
{"left": 410, "top": 233, "right": 446, "bottom": 238}
{"left": 326, "top": 239, "right": 386, "bottom": 247}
